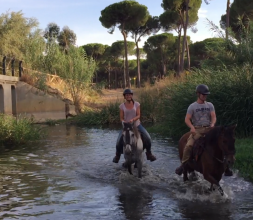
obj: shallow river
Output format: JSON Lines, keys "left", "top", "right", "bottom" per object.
{"left": 0, "top": 124, "right": 253, "bottom": 220}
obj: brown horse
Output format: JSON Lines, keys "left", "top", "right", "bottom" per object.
{"left": 178, "top": 125, "right": 236, "bottom": 196}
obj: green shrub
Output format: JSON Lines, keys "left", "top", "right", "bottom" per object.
{"left": 234, "top": 138, "right": 253, "bottom": 181}
{"left": 75, "top": 102, "right": 120, "bottom": 125}
{"left": 161, "top": 64, "right": 253, "bottom": 139}
{"left": 0, "top": 114, "right": 43, "bottom": 146}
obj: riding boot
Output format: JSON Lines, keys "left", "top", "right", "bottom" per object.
{"left": 146, "top": 151, "right": 156, "bottom": 161}
{"left": 224, "top": 166, "right": 233, "bottom": 176}
{"left": 175, "top": 161, "right": 187, "bottom": 176}
{"left": 113, "top": 152, "right": 121, "bottom": 163}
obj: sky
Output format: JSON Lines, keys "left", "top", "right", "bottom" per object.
{"left": 2, "top": 0, "right": 233, "bottom": 48}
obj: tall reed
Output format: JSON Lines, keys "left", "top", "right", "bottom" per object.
{"left": 148, "top": 64, "right": 253, "bottom": 139}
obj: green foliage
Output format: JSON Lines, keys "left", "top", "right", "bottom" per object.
{"left": 144, "top": 33, "right": 177, "bottom": 75}
{"left": 22, "top": 29, "right": 46, "bottom": 70}
{"left": 160, "top": 0, "right": 201, "bottom": 31}
{"left": 162, "top": 64, "right": 253, "bottom": 139}
{"left": 222, "top": 0, "right": 253, "bottom": 39}
{"left": 234, "top": 138, "right": 253, "bottom": 181}
{"left": 99, "top": 1, "right": 149, "bottom": 33}
{"left": 190, "top": 38, "right": 228, "bottom": 68}
{"left": 44, "top": 22, "right": 60, "bottom": 43}
{"left": 0, "top": 11, "right": 38, "bottom": 59}
{"left": 57, "top": 46, "right": 96, "bottom": 108}
{"left": 110, "top": 40, "right": 136, "bottom": 57}
{"left": 138, "top": 88, "right": 168, "bottom": 123}
{"left": 57, "top": 26, "right": 77, "bottom": 52}
{"left": 75, "top": 102, "right": 120, "bottom": 125}
{"left": 82, "top": 43, "right": 108, "bottom": 62}
{"left": 0, "top": 114, "right": 43, "bottom": 146}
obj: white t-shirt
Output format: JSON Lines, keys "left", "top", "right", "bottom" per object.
{"left": 120, "top": 102, "right": 140, "bottom": 126}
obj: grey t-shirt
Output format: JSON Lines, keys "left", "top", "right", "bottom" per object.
{"left": 187, "top": 101, "right": 215, "bottom": 127}
{"left": 120, "top": 102, "right": 140, "bottom": 126}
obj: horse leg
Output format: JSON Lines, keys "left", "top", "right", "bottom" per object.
{"left": 183, "top": 169, "right": 189, "bottom": 182}
{"left": 208, "top": 183, "right": 215, "bottom": 191}
{"left": 128, "top": 164, "right": 133, "bottom": 175}
{"left": 137, "top": 161, "right": 142, "bottom": 178}
{"left": 203, "top": 172, "right": 224, "bottom": 196}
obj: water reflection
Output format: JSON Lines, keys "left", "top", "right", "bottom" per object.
{"left": 118, "top": 185, "right": 153, "bottom": 220}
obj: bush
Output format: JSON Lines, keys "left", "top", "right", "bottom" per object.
{"left": 0, "top": 114, "right": 43, "bottom": 146}
{"left": 75, "top": 102, "right": 120, "bottom": 125}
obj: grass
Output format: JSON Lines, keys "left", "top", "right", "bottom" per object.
{"left": 234, "top": 138, "right": 253, "bottom": 181}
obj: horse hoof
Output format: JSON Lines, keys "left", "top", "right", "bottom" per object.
{"left": 183, "top": 177, "right": 189, "bottom": 182}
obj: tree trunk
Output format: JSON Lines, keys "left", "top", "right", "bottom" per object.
{"left": 121, "top": 29, "right": 130, "bottom": 88}
{"left": 226, "top": 0, "right": 230, "bottom": 40}
{"left": 123, "top": 55, "right": 126, "bottom": 88}
{"left": 176, "top": 29, "right": 182, "bottom": 77}
{"left": 108, "top": 62, "right": 111, "bottom": 89}
{"left": 136, "top": 42, "right": 141, "bottom": 88}
{"left": 115, "top": 69, "right": 118, "bottom": 89}
{"left": 180, "top": 0, "right": 190, "bottom": 75}
{"left": 186, "top": 38, "right": 190, "bottom": 70}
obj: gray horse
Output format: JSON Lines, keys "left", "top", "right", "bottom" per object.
{"left": 122, "top": 122, "right": 144, "bottom": 178}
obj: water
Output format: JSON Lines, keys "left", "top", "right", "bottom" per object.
{"left": 0, "top": 124, "right": 253, "bottom": 220}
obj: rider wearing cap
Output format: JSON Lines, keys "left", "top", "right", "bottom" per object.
{"left": 175, "top": 84, "right": 233, "bottom": 176}
{"left": 113, "top": 88, "right": 156, "bottom": 163}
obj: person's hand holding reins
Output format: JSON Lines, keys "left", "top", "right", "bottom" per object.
{"left": 190, "top": 126, "right": 196, "bottom": 135}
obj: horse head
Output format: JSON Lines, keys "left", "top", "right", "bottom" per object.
{"left": 122, "top": 122, "right": 135, "bottom": 155}
{"left": 218, "top": 124, "right": 237, "bottom": 165}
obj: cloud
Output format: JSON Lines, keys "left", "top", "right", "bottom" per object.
{"left": 198, "top": 9, "right": 208, "bottom": 18}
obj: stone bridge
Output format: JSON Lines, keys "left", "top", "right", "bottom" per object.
{"left": 0, "top": 74, "right": 71, "bottom": 122}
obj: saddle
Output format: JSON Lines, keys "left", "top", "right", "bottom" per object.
{"left": 191, "top": 136, "right": 206, "bottom": 161}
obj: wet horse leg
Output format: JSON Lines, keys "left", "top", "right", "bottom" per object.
{"left": 203, "top": 171, "right": 224, "bottom": 196}
{"left": 183, "top": 169, "right": 189, "bottom": 182}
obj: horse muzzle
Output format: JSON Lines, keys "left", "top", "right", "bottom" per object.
{"left": 225, "top": 154, "right": 235, "bottom": 165}
{"left": 124, "top": 144, "right": 132, "bottom": 155}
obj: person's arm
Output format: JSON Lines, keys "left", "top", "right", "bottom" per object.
{"left": 185, "top": 113, "right": 196, "bottom": 135}
{"left": 120, "top": 109, "right": 124, "bottom": 122}
{"left": 129, "top": 105, "right": 140, "bottom": 123}
{"left": 210, "top": 111, "right": 216, "bottom": 127}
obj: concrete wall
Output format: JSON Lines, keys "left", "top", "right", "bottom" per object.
{"left": 16, "top": 81, "right": 66, "bottom": 122}
{"left": 0, "top": 75, "right": 19, "bottom": 115}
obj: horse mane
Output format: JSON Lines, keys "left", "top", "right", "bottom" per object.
{"left": 204, "top": 126, "right": 223, "bottom": 145}
{"left": 132, "top": 123, "right": 140, "bottom": 139}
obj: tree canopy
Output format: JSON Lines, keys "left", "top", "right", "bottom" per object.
{"left": 0, "top": 11, "right": 38, "bottom": 58}
{"left": 99, "top": 0, "right": 149, "bottom": 87}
